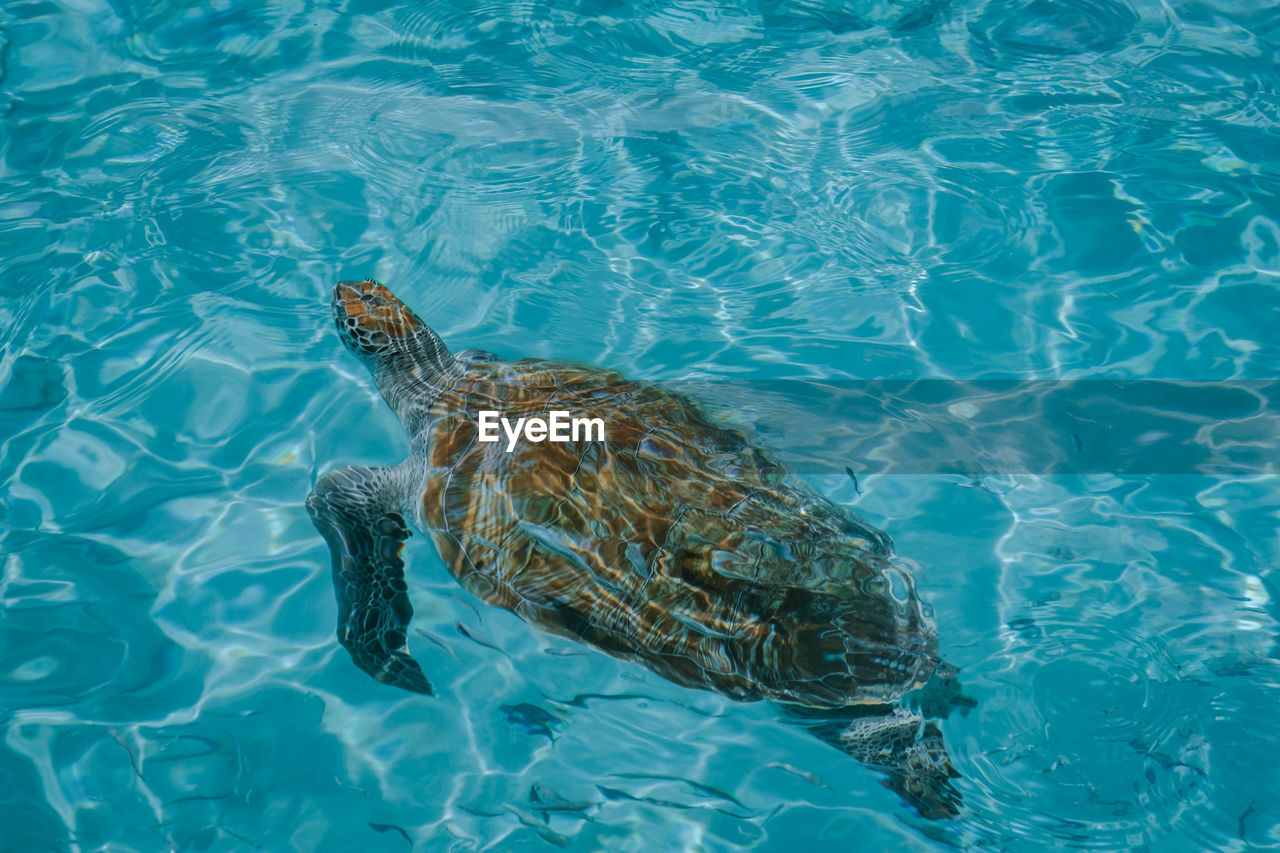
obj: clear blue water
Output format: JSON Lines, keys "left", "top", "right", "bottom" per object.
{"left": 2, "top": 0, "right": 1279, "bottom": 849}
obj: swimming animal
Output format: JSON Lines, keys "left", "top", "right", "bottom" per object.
{"left": 307, "top": 279, "right": 965, "bottom": 818}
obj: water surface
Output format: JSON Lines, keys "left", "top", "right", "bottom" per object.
{"left": 2, "top": 0, "right": 1279, "bottom": 850}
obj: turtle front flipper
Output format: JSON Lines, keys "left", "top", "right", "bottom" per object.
{"left": 806, "top": 709, "right": 961, "bottom": 820}
{"left": 841, "top": 710, "right": 961, "bottom": 820}
{"left": 306, "top": 465, "right": 432, "bottom": 695}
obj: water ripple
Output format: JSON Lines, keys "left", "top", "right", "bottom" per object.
{"left": 957, "top": 604, "right": 1209, "bottom": 847}
{"left": 971, "top": 0, "right": 1141, "bottom": 63}
{"left": 3, "top": 0, "right": 1279, "bottom": 849}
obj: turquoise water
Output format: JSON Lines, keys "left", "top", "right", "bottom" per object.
{"left": 2, "top": 0, "right": 1279, "bottom": 849}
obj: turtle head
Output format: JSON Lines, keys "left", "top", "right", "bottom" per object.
{"left": 332, "top": 279, "right": 459, "bottom": 420}
{"left": 333, "top": 279, "right": 427, "bottom": 359}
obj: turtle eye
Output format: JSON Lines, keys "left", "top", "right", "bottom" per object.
{"left": 348, "top": 329, "right": 391, "bottom": 356}
{"left": 335, "top": 316, "right": 393, "bottom": 357}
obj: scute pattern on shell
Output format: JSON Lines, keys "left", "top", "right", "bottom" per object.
{"left": 418, "top": 359, "right": 940, "bottom": 708}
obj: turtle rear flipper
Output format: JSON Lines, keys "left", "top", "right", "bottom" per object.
{"left": 806, "top": 709, "right": 961, "bottom": 820}
{"left": 307, "top": 465, "right": 432, "bottom": 695}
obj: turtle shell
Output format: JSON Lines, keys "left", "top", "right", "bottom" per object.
{"left": 419, "top": 359, "right": 939, "bottom": 708}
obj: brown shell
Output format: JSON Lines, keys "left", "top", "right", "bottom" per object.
{"left": 420, "top": 359, "right": 939, "bottom": 708}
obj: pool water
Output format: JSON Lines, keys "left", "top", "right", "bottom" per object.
{"left": 2, "top": 0, "right": 1278, "bottom": 850}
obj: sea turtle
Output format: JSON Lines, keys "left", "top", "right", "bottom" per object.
{"left": 307, "top": 279, "right": 967, "bottom": 818}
